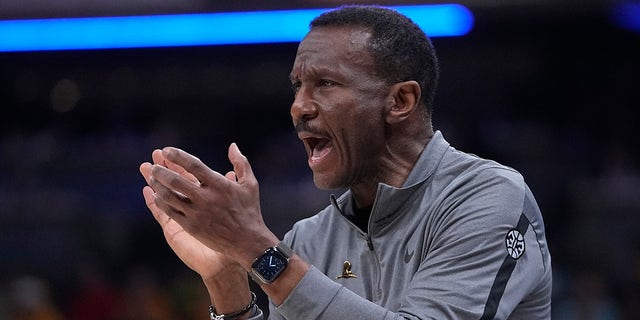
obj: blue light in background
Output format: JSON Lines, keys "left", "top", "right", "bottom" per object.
{"left": 0, "top": 4, "right": 473, "bottom": 52}
{"left": 612, "top": 2, "right": 640, "bottom": 33}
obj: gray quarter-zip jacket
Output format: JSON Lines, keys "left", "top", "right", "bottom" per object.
{"left": 252, "top": 131, "right": 552, "bottom": 319}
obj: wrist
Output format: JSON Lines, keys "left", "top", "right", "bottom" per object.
{"left": 248, "top": 242, "right": 294, "bottom": 284}
{"left": 209, "top": 291, "right": 257, "bottom": 320}
{"left": 202, "top": 263, "right": 252, "bottom": 315}
{"left": 237, "top": 235, "right": 281, "bottom": 271}
{"left": 259, "top": 254, "right": 310, "bottom": 306}
{"left": 202, "top": 261, "right": 246, "bottom": 286}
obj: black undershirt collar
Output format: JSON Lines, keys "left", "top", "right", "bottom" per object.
{"left": 346, "top": 200, "right": 372, "bottom": 232}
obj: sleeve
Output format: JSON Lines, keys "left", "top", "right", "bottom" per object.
{"left": 270, "top": 266, "right": 397, "bottom": 320}
{"left": 266, "top": 168, "right": 551, "bottom": 319}
{"left": 398, "top": 168, "right": 551, "bottom": 319}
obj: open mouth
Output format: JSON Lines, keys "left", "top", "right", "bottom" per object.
{"left": 304, "top": 137, "right": 333, "bottom": 163}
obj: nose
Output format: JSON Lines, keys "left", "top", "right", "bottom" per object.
{"left": 290, "top": 86, "right": 318, "bottom": 123}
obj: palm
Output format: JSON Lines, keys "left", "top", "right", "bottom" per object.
{"left": 140, "top": 154, "right": 230, "bottom": 278}
{"left": 158, "top": 209, "right": 225, "bottom": 277}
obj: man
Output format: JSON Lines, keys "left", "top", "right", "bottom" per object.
{"left": 139, "top": 5, "right": 552, "bottom": 319}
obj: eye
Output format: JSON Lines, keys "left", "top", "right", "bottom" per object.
{"left": 319, "top": 79, "right": 337, "bottom": 88}
{"left": 290, "top": 81, "right": 301, "bottom": 93}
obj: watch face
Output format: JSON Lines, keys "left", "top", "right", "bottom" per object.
{"left": 252, "top": 248, "right": 288, "bottom": 283}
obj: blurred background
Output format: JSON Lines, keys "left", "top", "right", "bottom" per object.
{"left": 0, "top": 0, "right": 638, "bottom": 319}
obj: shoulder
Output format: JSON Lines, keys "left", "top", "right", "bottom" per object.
{"left": 438, "top": 147, "right": 527, "bottom": 201}
{"left": 422, "top": 148, "right": 539, "bottom": 241}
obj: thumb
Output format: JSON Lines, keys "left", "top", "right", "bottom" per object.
{"left": 228, "top": 143, "right": 255, "bottom": 185}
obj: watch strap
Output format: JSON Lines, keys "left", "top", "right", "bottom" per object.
{"left": 275, "top": 241, "right": 293, "bottom": 259}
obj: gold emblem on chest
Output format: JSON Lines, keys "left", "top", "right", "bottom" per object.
{"left": 336, "top": 260, "right": 358, "bottom": 279}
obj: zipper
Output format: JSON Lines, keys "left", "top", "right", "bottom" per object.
{"left": 366, "top": 232, "right": 383, "bottom": 301}
{"left": 366, "top": 235, "right": 374, "bottom": 250}
{"left": 367, "top": 188, "right": 384, "bottom": 301}
{"left": 331, "top": 193, "right": 383, "bottom": 300}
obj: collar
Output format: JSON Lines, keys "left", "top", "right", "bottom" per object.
{"left": 330, "top": 131, "right": 450, "bottom": 233}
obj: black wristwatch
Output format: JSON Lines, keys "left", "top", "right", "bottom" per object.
{"left": 249, "top": 242, "right": 293, "bottom": 284}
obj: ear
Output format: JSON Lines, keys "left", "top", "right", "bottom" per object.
{"left": 384, "top": 80, "right": 421, "bottom": 125}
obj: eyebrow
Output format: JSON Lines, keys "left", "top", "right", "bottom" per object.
{"left": 290, "top": 63, "right": 337, "bottom": 81}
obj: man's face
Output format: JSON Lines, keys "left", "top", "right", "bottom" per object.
{"left": 289, "top": 26, "right": 389, "bottom": 190}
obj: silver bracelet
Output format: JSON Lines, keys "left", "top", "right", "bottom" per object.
{"left": 209, "top": 291, "right": 257, "bottom": 320}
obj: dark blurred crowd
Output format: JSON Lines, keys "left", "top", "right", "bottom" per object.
{"left": 0, "top": 268, "right": 209, "bottom": 320}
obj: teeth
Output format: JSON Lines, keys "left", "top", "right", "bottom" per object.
{"left": 311, "top": 139, "right": 331, "bottom": 159}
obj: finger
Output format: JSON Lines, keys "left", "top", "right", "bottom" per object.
{"left": 224, "top": 171, "right": 237, "bottom": 182}
{"left": 161, "top": 147, "right": 225, "bottom": 187}
{"left": 149, "top": 165, "right": 197, "bottom": 213}
{"left": 140, "top": 162, "right": 153, "bottom": 184}
{"left": 142, "top": 185, "right": 171, "bottom": 225}
{"left": 145, "top": 183, "right": 191, "bottom": 230}
{"left": 142, "top": 186, "right": 188, "bottom": 231}
{"left": 165, "top": 158, "right": 200, "bottom": 184}
{"left": 152, "top": 147, "right": 199, "bottom": 183}
{"left": 152, "top": 149, "right": 166, "bottom": 166}
{"left": 141, "top": 162, "right": 188, "bottom": 216}
{"left": 228, "top": 143, "right": 256, "bottom": 186}
{"left": 151, "top": 164, "right": 201, "bottom": 200}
